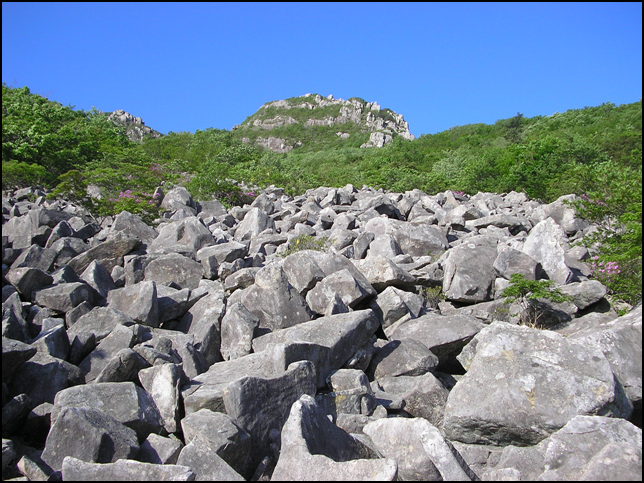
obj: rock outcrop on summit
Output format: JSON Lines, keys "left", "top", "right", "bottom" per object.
{"left": 233, "top": 94, "right": 414, "bottom": 152}
{"left": 2, "top": 183, "right": 641, "bottom": 481}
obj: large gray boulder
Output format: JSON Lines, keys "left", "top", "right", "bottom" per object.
{"left": 52, "top": 381, "right": 164, "bottom": 441}
{"left": 363, "top": 417, "right": 473, "bottom": 481}
{"left": 61, "top": 456, "right": 195, "bottom": 481}
{"left": 271, "top": 394, "right": 397, "bottom": 481}
{"left": 67, "top": 232, "right": 141, "bottom": 274}
{"left": 568, "top": 305, "right": 642, "bottom": 407}
{"left": 41, "top": 407, "right": 140, "bottom": 472}
{"left": 143, "top": 252, "right": 204, "bottom": 289}
{"left": 364, "top": 217, "right": 448, "bottom": 257}
{"left": 483, "top": 415, "right": 642, "bottom": 480}
{"left": 138, "top": 363, "right": 184, "bottom": 433}
{"left": 180, "top": 408, "right": 253, "bottom": 479}
{"left": 372, "top": 373, "right": 450, "bottom": 427}
{"left": 233, "top": 206, "right": 275, "bottom": 241}
{"left": 442, "top": 239, "right": 498, "bottom": 303}
{"left": 521, "top": 217, "right": 573, "bottom": 284}
{"left": 387, "top": 312, "right": 485, "bottom": 366}
{"left": 228, "top": 263, "right": 313, "bottom": 331}
{"left": 148, "top": 216, "right": 213, "bottom": 254}
{"left": 107, "top": 281, "right": 159, "bottom": 327}
{"left": 252, "top": 309, "right": 380, "bottom": 388}
{"left": 443, "top": 322, "right": 633, "bottom": 446}
{"left": 222, "top": 361, "right": 317, "bottom": 469}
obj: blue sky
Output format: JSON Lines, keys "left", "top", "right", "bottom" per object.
{"left": 2, "top": 2, "right": 642, "bottom": 137}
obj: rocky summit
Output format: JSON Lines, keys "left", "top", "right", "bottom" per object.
{"left": 233, "top": 93, "right": 415, "bottom": 152}
{"left": 2, "top": 183, "right": 641, "bottom": 481}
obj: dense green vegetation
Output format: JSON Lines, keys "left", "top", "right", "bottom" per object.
{"left": 2, "top": 83, "right": 641, "bottom": 304}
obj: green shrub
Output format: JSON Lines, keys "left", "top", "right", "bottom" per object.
{"left": 502, "top": 274, "right": 573, "bottom": 329}
{"left": 419, "top": 286, "right": 445, "bottom": 310}
{"left": 281, "top": 234, "right": 330, "bottom": 257}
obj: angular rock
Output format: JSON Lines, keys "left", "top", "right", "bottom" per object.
{"left": 568, "top": 305, "right": 642, "bottom": 406}
{"left": 483, "top": 415, "right": 642, "bottom": 480}
{"left": 138, "top": 363, "right": 184, "bottom": 433}
{"left": 220, "top": 302, "right": 260, "bottom": 361}
{"left": 354, "top": 255, "right": 416, "bottom": 291}
{"left": 136, "top": 433, "right": 183, "bottom": 465}
{"left": 252, "top": 309, "right": 380, "bottom": 388}
{"left": 372, "top": 373, "right": 450, "bottom": 427}
{"left": 222, "top": 360, "right": 317, "bottom": 469}
{"left": 367, "top": 338, "right": 439, "bottom": 379}
{"left": 144, "top": 252, "right": 204, "bottom": 289}
{"left": 387, "top": 312, "right": 485, "bottom": 367}
{"left": 442, "top": 240, "right": 498, "bottom": 303}
{"left": 234, "top": 207, "right": 275, "bottom": 241}
{"left": 29, "top": 324, "right": 70, "bottom": 360}
{"left": 559, "top": 279, "right": 607, "bottom": 310}
{"left": 80, "top": 260, "right": 116, "bottom": 299}
{"left": 364, "top": 217, "right": 448, "bottom": 257}
{"left": 61, "top": 456, "right": 195, "bottom": 481}
{"left": 5, "top": 267, "right": 54, "bottom": 300}
{"left": 181, "top": 408, "right": 253, "bottom": 478}
{"left": 176, "top": 290, "right": 225, "bottom": 366}
{"left": 10, "top": 244, "right": 57, "bottom": 272}
{"left": 66, "top": 307, "right": 136, "bottom": 364}
{"left": 41, "top": 406, "right": 139, "bottom": 472}
{"left": 362, "top": 417, "right": 443, "bottom": 481}
{"left": 148, "top": 216, "right": 213, "bottom": 254}
{"left": 316, "top": 369, "right": 376, "bottom": 418}
{"left": 444, "top": 321, "right": 633, "bottom": 446}
{"left": 521, "top": 217, "right": 572, "bottom": 284}
{"left": 2, "top": 337, "right": 37, "bottom": 382}
{"left": 67, "top": 232, "right": 141, "bottom": 274}
{"left": 93, "top": 347, "right": 150, "bottom": 383}
{"left": 9, "top": 352, "right": 83, "bottom": 407}
{"left": 53, "top": 381, "right": 164, "bottom": 441}
{"left": 272, "top": 394, "right": 397, "bottom": 481}
{"left": 306, "top": 269, "right": 376, "bottom": 315}
{"left": 176, "top": 439, "right": 244, "bottom": 481}
{"left": 32, "top": 282, "right": 99, "bottom": 313}
{"left": 493, "top": 247, "right": 539, "bottom": 281}
{"left": 282, "top": 250, "right": 325, "bottom": 294}
{"left": 2, "top": 292, "right": 30, "bottom": 341}
{"left": 107, "top": 281, "right": 159, "bottom": 327}
{"left": 50, "top": 236, "right": 90, "bottom": 266}
{"left": 229, "top": 263, "right": 313, "bottom": 331}
{"left": 78, "top": 324, "right": 144, "bottom": 382}
{"left": 108, "top": 210, "right": 158, "bottom": 244}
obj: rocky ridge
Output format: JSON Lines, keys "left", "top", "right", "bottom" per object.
{"left": 2, "top": 183, "right": 641, "bottom": 481}
{"left": 233, "top": 94, "right": 415, "bottom": 152}
{"left": 107, "top": 109, "right": 163, "bottom": 143}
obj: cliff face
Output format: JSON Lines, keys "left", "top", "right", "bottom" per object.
{"left": 108, "top": 109, "right": 162, "bottom": 143}
{"left": 233, "top": 94, "right": 414, "bottom": 152}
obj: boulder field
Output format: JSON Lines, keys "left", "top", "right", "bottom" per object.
{"left": 2, "top": 184, "right": 641, "bottom": 480}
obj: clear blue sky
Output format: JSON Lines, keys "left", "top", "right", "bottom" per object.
{"left": 3, "top": 2, "right": 642, "bottom": 137}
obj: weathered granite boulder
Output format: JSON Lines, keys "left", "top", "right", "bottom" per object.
{"left": 521, "top": 217, "right": 573, "bottom": 284}
{"left": 61, "top": 456, "right": 196, "bottom": 481}
{"left": 443, "top": 321, "right": 633, "bottom": 446}
{"left": 41, "top": 406, "right": 140, "bottom": 471}
{"left": 271, "top": 394, "right": 397, "bottom": 481}
{"left": 483, "top": 415, "right": 641, "bottom": 480}
{"left": 252, "top": 310, "right": 380, "bottom": 388}
{"left": 107, "top": 281, "right": 159, "bottom": 327}
{"left": 52, "top": 381, "right": 164, "bottom": 441}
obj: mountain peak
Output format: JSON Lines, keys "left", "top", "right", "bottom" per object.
{"left": 233, "top": 94, "right": 413, "bottom": 152}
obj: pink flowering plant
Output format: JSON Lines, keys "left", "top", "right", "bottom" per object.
{"left": 567, "top": 163, "right": 642, "bottom": 307}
